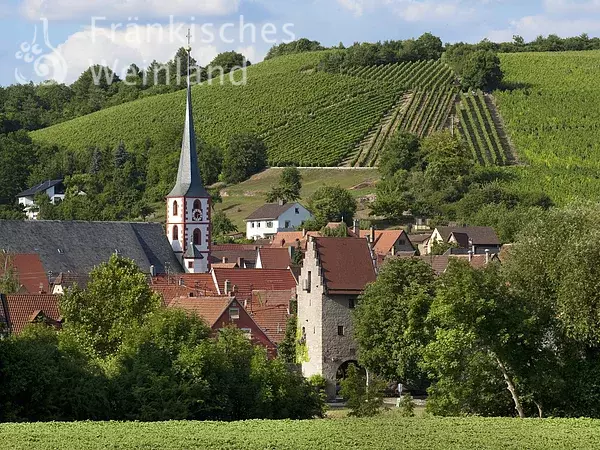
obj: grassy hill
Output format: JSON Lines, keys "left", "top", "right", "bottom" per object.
{"left": 151, "top": 168, "right": 379, "bottom": 230}
{"left": 495, "top": 50, "right": 600, "bottom": 204}
{"left": 30, "top": 53, "right": 456, "bottom": 175}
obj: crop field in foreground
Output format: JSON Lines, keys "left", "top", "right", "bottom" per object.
{"left": 3, "top": 417, "right": 600, "bottom": 449}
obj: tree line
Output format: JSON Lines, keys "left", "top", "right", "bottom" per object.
{"left": 354, "top": 202, "right": 600, "bottom": 418}
{"left": 0, "top": 255, "right": 324, "bottom": 422}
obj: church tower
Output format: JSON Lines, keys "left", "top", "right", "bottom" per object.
{"left": 166, "top": 33, "right": 211, "bottom": 273}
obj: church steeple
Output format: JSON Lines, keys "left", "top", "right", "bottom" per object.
{"left": 166, "top": 29, "right": 211, "bottom": 274}
{"left": 168, "top": 31, "right": 209, "bottom": 198}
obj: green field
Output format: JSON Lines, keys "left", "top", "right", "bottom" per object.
{"left": 3, "top": 416, "right": 600, "bottom": 449}
{"left": 496, "top": 50, "right": 600, "bottom": 204}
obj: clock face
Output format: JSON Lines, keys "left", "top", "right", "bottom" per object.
{"left": 192, "top": 209, "right": 202, "bottom": 221}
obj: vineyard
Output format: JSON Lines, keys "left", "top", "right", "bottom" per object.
{"left": 457, "top": 91, "right": 513, "bottom": 166}
{"left": 3, "top": 416, "right": 600, "bottom": 449}
{"left": 31, "top": 55, "right": 458, "bottom": 177}
{"left": 343, "top": 61, "right": 457, "bottom": 166}
{"left": 496, "top": 50, "right": 600, "bottom": 204}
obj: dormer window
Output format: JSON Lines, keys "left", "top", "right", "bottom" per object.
{"left": 173, "top": 201, "right": 179, "bottom": 217}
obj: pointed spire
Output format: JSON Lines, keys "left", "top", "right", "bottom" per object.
{"left": 168, "top": 29, "right": 209, "bottom": 198}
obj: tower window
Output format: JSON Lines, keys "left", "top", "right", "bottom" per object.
{"left": 172, "top": 225, "right": 179, "bottom": 241}
{"left": 338, "top": 326, "right": 345, "bottom": 336}
{"left": 193, "top": 229, "right": 201, "bottom": 246}
{"left": 173, "top": 201, "right": 178, "bottom": 217}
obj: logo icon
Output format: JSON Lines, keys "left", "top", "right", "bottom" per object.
{"left": 15, "top": 18, "right": 68, "bottom": 84}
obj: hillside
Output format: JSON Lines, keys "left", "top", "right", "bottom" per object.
{"left": 30, "top": 53, "right": 456, "bottom": 175}
{"left": 495, "top": 50, "right": 600, "bottom": 204}
{"left": 151, "top": 168, "right": 379, "bottom": 230}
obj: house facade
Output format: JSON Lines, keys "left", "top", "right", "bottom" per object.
{"left": 17, "top": 179, "right": 65, "bottom": 220}
{"left": 245, "top": 202, "right": 313, "bottom": 240}
{"left": 297, "top": 237, "right": 376, "bottom": 399}
{"left": 427, "top": 226, "right": 501, "bottom": 255}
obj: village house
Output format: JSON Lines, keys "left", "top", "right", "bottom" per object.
{"left": 408, "top": 252, "right": 501, "bottom": 276}
{"left": 408, "top": 233, "right": 432, "bottom": 255}
{"left": 168, "top": 295, "right": 277, "bottom": 354}
{"left": 256, "top": 247, "right": 293, "bottom": 269}
{"left": 17, "top": 179, "right": 66, "bottom": 220}
{"left": 0, "top": 293, "right": 61, "bottom": 337}
{"left": 297, "top": 237, "right": 377, "bottom": 399}
{"left": 0, "top": 253, "right": 50, "bottom": 294}
{"left": 426, "top": 226, "right": 501, "bottom": 255}
{"left": 245, "top": 201, "right": 313, "bottom": 240}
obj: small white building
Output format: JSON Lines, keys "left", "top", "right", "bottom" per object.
{"left": 17, "top": 180, "right": 65, "bottom": 220}
{"left": 245, "top": 202, "right": 313, "bottom": 240}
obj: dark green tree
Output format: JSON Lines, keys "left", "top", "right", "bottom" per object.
{"left": 222, "top": 134, "right": 268, "bottom": 184}
{"left": 266, "top": 167, "right": 302, "bottom": 203}
{"left": 308, "top": 185, "right": 357, "bottom": 227}
{"left": 379, "top": 132, "right": 421, "bottom": 178}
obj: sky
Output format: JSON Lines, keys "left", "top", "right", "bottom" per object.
{"left": 1, "top": 0, "right": 600, "bottom": 86}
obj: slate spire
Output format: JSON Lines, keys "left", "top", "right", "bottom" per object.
{"left": 168, "top": 30, "right": 209, "bottom": 198}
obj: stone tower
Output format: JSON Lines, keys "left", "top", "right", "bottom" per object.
{"left": 166, "top": 35, "right": 211, "bottom": 273}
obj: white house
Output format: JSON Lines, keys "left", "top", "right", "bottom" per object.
{"left": 16, "top": 180, "right": 65, "bottom": 220}
{"left": 245, "top": 201, "right": 313, "bottom": 240}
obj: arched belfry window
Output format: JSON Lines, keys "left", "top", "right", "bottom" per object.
{"left": 173, "top": 201, "right": 179, "bottom": 217}
{"left": 193, "top": 228, "right": 201, "bottom": 246}
{"left": 193, "top": 199, "right": 201, "bottom": 211}
{"left": 172, "top": 225, "right": 179, "bottom": 241}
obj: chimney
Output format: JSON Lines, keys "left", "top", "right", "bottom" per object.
{"left": 353, "top": 219, "right": 360, "bottom": 237}
{"left": 370, "top": 226, "right": 376, "bottom": 244}
{"left": 237, "top": 257, "right": 244, "bottom": 268}
{"left": 469, "top": 238, "right": 474, "bottom": 254}
{"left": 222, "top": 257, "right": 228, "bottom": 264}
{"left": 302, "top": 228, "right": 307, "bottom": 238}
{"left": 178, "top": 278, "right": 184, "bottom": 287}
{"left": 224, "top": 279, "right": 232, "bottom": 296}
{"left": 278, "top": 198, "right": 285, "bottom": 206}
{"left": 39, "top": 283, "right": 45, "bottom": 294}
{"left": 485, "top": 249, "right": 490, "bottom": 264}
{"left": 468, "top": 250, "right": 473, "bottom": 262}
{"left": 150, "top": 265, "right": 156, "bottom": 277}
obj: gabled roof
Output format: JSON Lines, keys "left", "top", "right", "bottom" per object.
{"left": 16, "top": 179, "right": 63, "bottom": 198}
{"left": 168, "top": 296, "right": 234, "bottom": 327}
{"left": 1, "top": 294, "right": 61, "bottom": 335}
{"left": 408, "top": 233, "right": 432, "bottom": 244}
{"left": 167, "top": 71, "right": 209, "bottom": 198}
{"left": 250, "top": 289, "right": 294, "bottom": 344}
{"left": 271, "top": 231, "right": 322, "bottom": 249}
{"left": 0, "top": 221, "right": 182, "bottom": 275}
{"left": 257, "top": 248, "right": 291, "bottom": 269}
{"left": 53, "top": 272, "right": 89, "bottom": 289}
{"left": 245, "top": 203, "right": 295, "bottom": 221}
{"left": 358, "top": 229, "right": 409, "bottom": 255}
{"left": 435, "top": 226, "right": 500, "bottom": 246}
{"left": 0, "top": 254, "right": 50, "bottom": 294}
{"left": 212, "top": 268, "right": 297, "bottom": 300}
{"left": 314, "top": 237, "right": 376, "bottom": 295}
{"left": 151, "top": 274, "right": 217, "bottom": 305}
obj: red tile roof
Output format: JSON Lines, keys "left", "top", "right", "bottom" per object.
{"left": 358, "top": 230, "right": 408, "bottom": 255}
{"left": 314, "top": 237, "right": 376, "bottom": 295}
{"left": 250, "top": 289, "right": 294, "bottom": 344}
{"left": 257, "top": 248, "right": 291, "bottom": 269}
{"left": 168, "top": 296, "right": 234, "bottom": 326}
{"left": 271, "top": 231, "right": 321, "bottom": 249}
{"left": 212, "top": 268, "right": 297, "bottom": 300}
{"left": 212, "top": 244, "right": 261, "bottom": 252}
{"left": 2, "top": 294, "right": 60, "bottom": 335}
{"left": 0, "top": 254, "right": 50, "bottom": 295}
{"left": 150, "top": 274, "right": 217, "bottom": 305}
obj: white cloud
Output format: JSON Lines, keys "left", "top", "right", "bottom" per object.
{"left": 44, "top": 24, "right": 220, "bottom": 83}
{"left": 335, "top": 0, "right": 475, "bottom": 23}
{"left": 21, "top": 0, "right": 242, "bottom": 21}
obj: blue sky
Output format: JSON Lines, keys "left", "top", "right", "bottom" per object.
{"left": 1, "top": 0, "right": 600, "bottom": 86}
